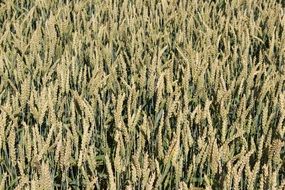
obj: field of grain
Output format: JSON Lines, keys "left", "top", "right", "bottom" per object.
{"left": 0, "top": 0, "right": 284, "bottom": 189}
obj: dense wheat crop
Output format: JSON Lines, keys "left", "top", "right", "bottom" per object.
{"left": 0, "top": 0, "right": 284, "bottom": 189}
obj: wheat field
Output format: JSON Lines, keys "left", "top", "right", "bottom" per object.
{"left": 0, "top": 0, "right": 284, "bottom": 189}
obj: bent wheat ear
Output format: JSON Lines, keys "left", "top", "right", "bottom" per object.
{"left": 105, "top": 154, "right": 116, "bottom": 190}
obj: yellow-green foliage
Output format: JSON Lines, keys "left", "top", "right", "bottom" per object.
{"left": 0, "top": 0, "right": 284, "bottom": 189}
